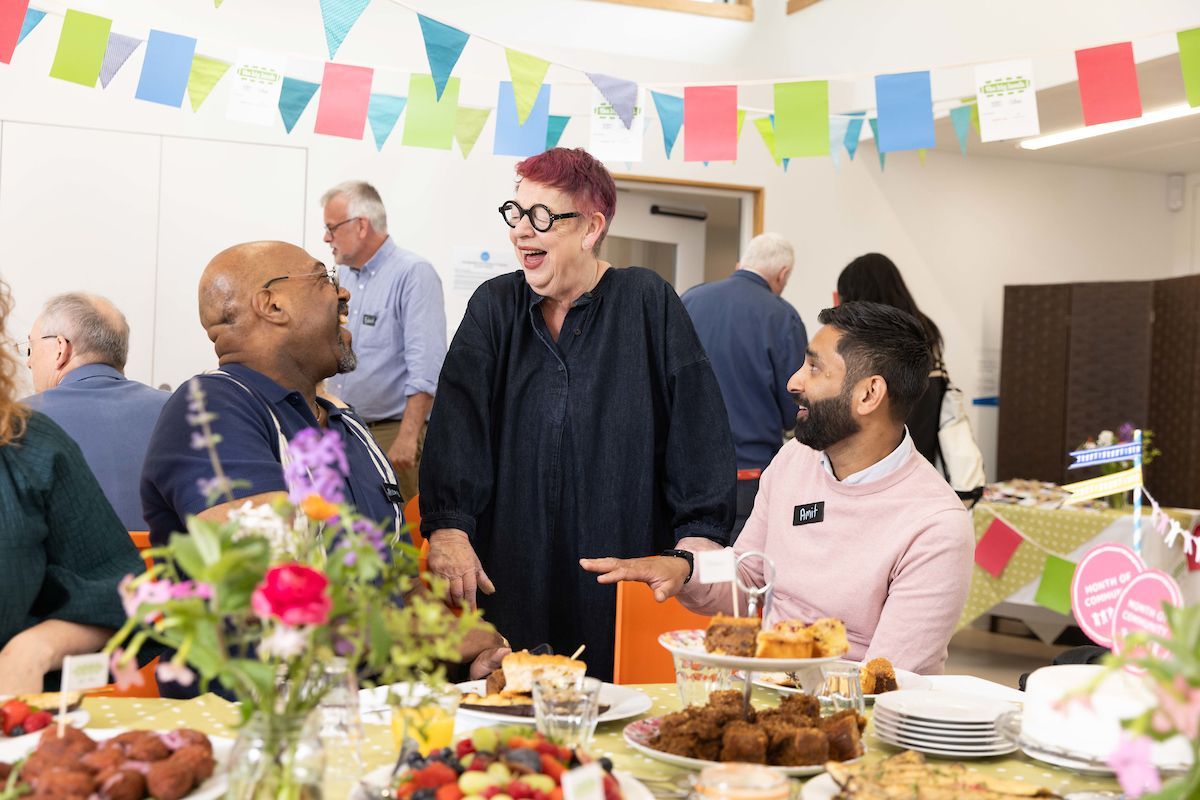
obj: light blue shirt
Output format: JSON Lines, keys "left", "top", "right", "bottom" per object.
{"left": 328, "top": 238, "right": 447, "bottom": 422}
{"left": 22, "top": 363, "right": 169, "bottom": 530}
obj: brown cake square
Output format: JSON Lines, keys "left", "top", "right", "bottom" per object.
{"left": 719, "top": 720, "right": 768, "bottom": 763}
{"left": 704, "top": 614, "right": 761, "bottom": 656}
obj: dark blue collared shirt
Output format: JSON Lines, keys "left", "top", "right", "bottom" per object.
{"left": 682, "top": 270, "right": 808, "bottom": 471}
{"left": 140, "top": 364, "right": 405, "bottom": 546}
{"left": 22, "top": 364, "right": 168, "bottom": 530}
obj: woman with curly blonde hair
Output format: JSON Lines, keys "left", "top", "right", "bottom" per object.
{"left": 0, "top": 278, "right": 145, "bottom": 693}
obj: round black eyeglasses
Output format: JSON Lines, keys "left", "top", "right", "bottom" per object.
{"left": 498, "top": 201, "right": 581, "bottom": 232}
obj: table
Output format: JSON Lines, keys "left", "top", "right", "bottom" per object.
{"left": 959, "top": 502, "right": 1200, "bottom": 643}
{"left": 81, "top": 680, "right": 1121, "bottom": 796}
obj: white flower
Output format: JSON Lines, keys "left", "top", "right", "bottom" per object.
{"left": 259, "top": 624, "right": 311, "bottom": 660}
{"left": 229, "top": 501, "right": 299, "bottom": 559}
{"left": 1097, "top": 430, "right": 1116, "bottom": 447}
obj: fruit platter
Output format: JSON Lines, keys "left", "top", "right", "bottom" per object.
{"left": 356, "top": 726, "right": 652, "bottom": 800}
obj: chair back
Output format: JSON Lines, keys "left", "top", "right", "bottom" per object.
{"left": 612, "top": 581, "right": 712, "bottom": 684}
{"left": 129, "top": 530, "right": 154, "bottom": 572}
{"left": 403, "top": 494, "right": 424, "bottom": 550}
{"left": 94, "top": 531, "right": 162, "bottom": 699}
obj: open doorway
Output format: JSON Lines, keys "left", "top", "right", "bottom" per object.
{"left": 600, "top": 176, "right": 763, "bottom": 293}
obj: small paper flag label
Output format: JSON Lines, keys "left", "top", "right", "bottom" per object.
{"left": 62, "top": 652, "right": 110, "bottom": 693}
{"left": 561, "top": 763, "right": 605, "bottom": 800}
{"left": 974, "top": 59, "right": 1040, "bottom": 142}
{"left": 696, "top": 548, "right": 736, "bottom": 584}
{"left": 974, "top": 518, "right": 1023, "bottom": 579}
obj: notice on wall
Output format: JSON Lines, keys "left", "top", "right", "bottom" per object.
{"left": 452, "top": 246, "right": 515, "bottom": 298}
{"left": 226, "top": 48, "right": 286, "bottom": 126}
{"left": 589, "top": 87, "right": 644, "bottom": 162}
{"left": 974, "top": 59, "right": 1040, "bottom": 142}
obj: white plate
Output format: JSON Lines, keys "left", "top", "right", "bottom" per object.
{"left": 0, "top": 727, "right": 233, "bottom": 799}
{"left": 658, "top": 629, "right": 841, "bottom": 672}
{"left": 871, "top": 708, "right": 1001, "bottom": 737}
{"left": 873, "top": 690, "right": 1016, "bottom": 726}
{"left": 1020, "top": 743, "right": 1116, "bottom": 776}
{"left": 875, "top": 732, "right": 1017, "bottom": 758}
{"left": 754, "top": 662, "right": 932, "bottom": 700}
{"left": 356, "top": 764, "right": 655, "bottom": 800}
{"left": 623, "top": 716, "right": 862, "bottom": 777}
{"left": 871, "top": 715, "right": 1002, "bottom": 742}
{"left": 360, "top": 682, "right": 652, "bottom": 726}
{"left": 800, "top": 772, "right": 839, "bottom": 800}
{"left": 872, "top": 719, "right": 1009, "bottom": 751}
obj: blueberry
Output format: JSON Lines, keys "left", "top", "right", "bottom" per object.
{"left": 598, "top": 757, "right": 613, "bottom": 773}
{"left": 404, "top": 752, "right": 427, "bottom": 769}
{"left": 413, "top": 790, "right": 436, "bottom": 800}
{"left": 9, "top": 726, "right": 23, "bottom": 737}
{"left": 504, "top": 748, "right": 541, "bottom": 774}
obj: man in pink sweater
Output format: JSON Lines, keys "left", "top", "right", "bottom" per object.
{"left": 582, "top": 302, "right": 973, "bottom": 675}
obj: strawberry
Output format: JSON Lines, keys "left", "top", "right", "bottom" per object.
{"left": 534, "top": 741, "right": 559, "bottom": 757}
{"left": 413, "top": 762, "right": 457, "bottom": 789}
{"left": 549, "top": 788, "right": 563, "bottom": 800}
{"left": 436, "top": 784, "right": 464, "bottom": 800}
{"left": 1, "top": 701, "right": 29, "bottom": 736}
{"left": 539, "top": 754, "right": 565, "bottom": 782}
{"left": 455, "top": 738, "right": 476, "bottom": 758}
{"left": 22, "top": 711, "right": 52, "bottom": 734}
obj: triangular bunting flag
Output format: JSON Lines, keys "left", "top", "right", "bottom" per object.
{"left": 98, "top": 33, "right": 141, "bottom": 89}
{"left": 868, "top": 118, "right": 885, "bottom": 170}
{"left": 950, "top": 105, "right": 972, "bottom": 155}
{"left": 545, "top": 114, "right": 570, "bottom": 150}
{"left": 418, "top": 14, "right": 469, "bottom": 101}
{"left": 828, "top": 116, "right": 850, "bottom": 170}
{"left": 186, "top": 55, "right": 231, "bottom": 112}
{"left": 1179, "top": 28, "right": 1200, "bottom": 107}
{"left": 214, "top": 0, "right": 224, "bottom": 6}
{"left": 319, "top": 0, "right": 370, "bottom": 59}
{"left": 753, "top": 116, "right": 781, "bottom": 165}
{"left": 844, "top": 114, "right": 864, "bottom": 160}
{"left": 367, "top": 93, "right": 407, "bottom": 151}
{"left": 454, "top": 106, "right": 491, "bottom": 158}
{"left": 0, "top": 0, "right": 29, "bottom": 63}
{"left": 586, "top": 72, "right": 637, "bottom": 129}
{"left": 737, "top": 108, "right": 747, "bottom": 139}
{"left": 651, "top": 91, "right": 683, "bottom": 159}
{"left": 17, "top": 7, "right": 44, "bottom": 46}
{"left": 278, "top": 77, "right": 320, "bottom": 133}
{"left": 505, "top": 48, "right": 550, "bottom": 125}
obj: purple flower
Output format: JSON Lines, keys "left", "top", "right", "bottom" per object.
{"left": 1107, "top": 733, "right": 1161, "bottom": 797}
{"left": 334, "top": 636, "right": 355, "bottom": 657}
{"left": 342, "top": 549, "right": 358, "bottom": 567}
{"left": 1118, "top": 422, "right": 1136, "bottom": 443}
{"left": 284, "top": 427, "right": 349, "bottom": 505}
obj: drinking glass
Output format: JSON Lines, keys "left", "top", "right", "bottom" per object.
{"left": 673, "top": 655, "right": 734, "bottom": 707}
{"left": 692, "top": 763, "right": 791, "bottom": 800}
{"left": 532, "top": 674, "right": 602, "bottom": 749}
{"left": 816, "top": 663, "right": 865, "bottom": 715}
{"left": 390, "top": 683, "right": 460, "bottom": 756}
{"left": 318, "top": 658, "right": 365, "bottom": 799}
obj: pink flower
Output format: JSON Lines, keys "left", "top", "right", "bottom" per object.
{"left": 250, "top": 564, "right": 331, "bottom": 627}
{"left": 109, "top": 648, "right": 145, "bottom": 692}
{"left": 1107, "top": 733, "right": 1161, "bottom": 798}
{"left": 167, "top": 581, "right": 213, "bottom": 601}
{"left": 1151, "top": 676, "right": 1200, "bottom": 740}
{"left": 156, "top": 661, "right": 195, "bottom": 688}
{"left": 118, "top": 575, "right": 172, "bottom": 623}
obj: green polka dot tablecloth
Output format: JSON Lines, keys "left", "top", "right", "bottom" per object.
{"left": 82, "top": 683, "right": 1120, "bottom": 795}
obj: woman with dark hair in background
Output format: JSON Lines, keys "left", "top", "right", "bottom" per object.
{"left": 836, "top": 253, "right": 946, "bottom": 465}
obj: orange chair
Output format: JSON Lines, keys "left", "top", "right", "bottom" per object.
{"left": 90, "top": 532, "right": 162, "bottom": 699}
{"left": 612, "top": 580, "right": 712, "bottom": 684}
{"left": 403, "top": 494, "right": 425, "bottom": 551}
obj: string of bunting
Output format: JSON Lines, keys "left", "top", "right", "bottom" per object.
{"left": 3, "top": 2, "right": 1200, "bottom": 168}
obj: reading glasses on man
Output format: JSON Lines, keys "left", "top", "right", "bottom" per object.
{"left": 262, "top": 267, "right": 340, "bottom": 291}
{"left": 324, "top": 217, "right": 360, "bottom": 235}
{"left": 498, "top": 201, "right": 581, "bottom": 232}
{"left": 12, "top": 335, "right": 67, "bottom": 357}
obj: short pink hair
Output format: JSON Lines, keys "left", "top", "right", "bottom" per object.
{"left": 515, "top": 148, "right": 617, "bottom": 250}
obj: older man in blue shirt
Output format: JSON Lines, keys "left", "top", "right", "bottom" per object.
{"left": 21, "top": 292, "right": 168, "bottom": 530}
{"left": 681, "top": 233, "right": 807, "bottom": 538}
{"left": 321, "top": 181, "right": 447, "bottom": 502}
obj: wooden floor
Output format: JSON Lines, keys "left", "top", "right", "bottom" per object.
{"left": 943, "top": 627, "right": 1069, "bottom": 688}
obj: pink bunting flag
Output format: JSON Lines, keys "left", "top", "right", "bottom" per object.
{"left": 974, "top": 518, "right": 1023, "bottom": 578}
{"left": 314, "top": 62, "right": 373, "bottom": 139}
{"left": 1075, "top": 42, "right": 1142, "bottom": 126}
{"left": 0, "top": 0, "right": 29, "bottom": 63}
{"left": 683, "top": 85, "right": 738, "bottom": 162}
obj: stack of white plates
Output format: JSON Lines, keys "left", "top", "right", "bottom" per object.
{"left": 872, "top": 690, "right": 1019, "bottom": 758}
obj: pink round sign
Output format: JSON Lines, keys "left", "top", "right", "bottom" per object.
{"left": 1070, "top": 543, "right": 1144, "bottom": 647}
{"left": 1111, "top": 570, "right": 1184, "bottom": 668}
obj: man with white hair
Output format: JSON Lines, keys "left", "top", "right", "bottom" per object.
{"left": 321, "top": 180, "right": 447, "bottom": 501}
{"left": 681, "top": 233, "right": 807, "bottom": 538}
{"left": 21, "top": 292, "right": 168, "bottom": 530}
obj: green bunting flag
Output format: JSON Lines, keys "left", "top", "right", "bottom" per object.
{"left": 186, "top": 55, "right": 231, "bottom": 112}
{"left": 505, "top": 48, "right": 550, "bottom": 125}
{"left": 454, "top": 106, "right": 492, "bottom": 158}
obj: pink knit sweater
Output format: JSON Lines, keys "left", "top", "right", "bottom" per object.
{"left": 679, "top": 440, "right": 974, "bottom": 674}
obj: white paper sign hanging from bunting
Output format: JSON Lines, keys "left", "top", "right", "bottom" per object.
{"left": 974, "top": 59, "right": 1040, "bottom": 142}
{"left": 226, "top": 48, "right": 285, "bottom": 126}
{"left": 588, "top": 87, "right": 644, "bottom": 162}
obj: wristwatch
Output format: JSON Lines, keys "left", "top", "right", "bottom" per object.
{"left": 659, "top": 549, "right": 694, "bottom": 584}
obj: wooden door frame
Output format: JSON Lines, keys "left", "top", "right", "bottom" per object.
{"left": 609, "top": 174, "right": 765, "bottom": 236}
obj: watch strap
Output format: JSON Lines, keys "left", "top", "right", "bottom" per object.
{"left": 660, "top": 549, "right": 694, "bottom": 584}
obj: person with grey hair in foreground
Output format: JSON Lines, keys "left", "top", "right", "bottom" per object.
{"left": 681, "top": 233, "right": 808, "bottom": 538}
{"left": 320, "top": 180, "right": 447, "bottom": 502}
{"left": 21, "top": 292, "right": 168, "bottom": 530}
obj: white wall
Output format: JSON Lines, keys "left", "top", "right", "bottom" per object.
{"left": 0, "top": 0, "right": 1193, "bottom": 476}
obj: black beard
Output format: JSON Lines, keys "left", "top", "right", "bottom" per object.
{"left": 793, "top": 385, "right": 860, "bottom": 451}
{"left": 336, "top": 339, "right": 357, "bottom": 374}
